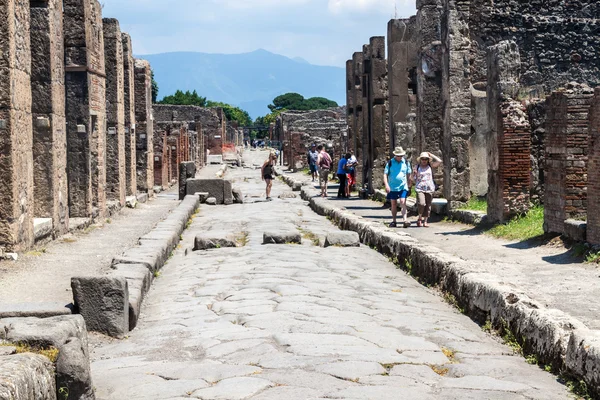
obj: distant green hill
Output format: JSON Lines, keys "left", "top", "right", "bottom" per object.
{"left": 138, "top": 49, "right": 346, "bottom": 119}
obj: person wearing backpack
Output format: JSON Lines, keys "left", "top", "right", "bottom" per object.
{"left": 384, "top": 147, "right": 412, "bottom": 228}
{"left": 413, "top": 152, "right": 442, "bottom": 227}
{"left": 317, "top": 145, "right": 332, "bottom": 197}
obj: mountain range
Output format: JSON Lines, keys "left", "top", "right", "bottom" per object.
{"left": 138, "top": 49, "right": 346, "bottom": 119}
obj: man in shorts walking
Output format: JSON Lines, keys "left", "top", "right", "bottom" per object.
{"left": 383, "top": 147, "right": 412, "bottom": 228}
{"left": 307, "top": 144, "right": 319, "bottom": 182}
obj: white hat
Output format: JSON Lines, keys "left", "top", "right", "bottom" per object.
{"left": 393, "top": 147, "right": 406, "bottom": 157}
{"left": 418, "top": 152, "right": 431, "bottom": 160}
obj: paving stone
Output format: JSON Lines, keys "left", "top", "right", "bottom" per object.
{"left": 56, "top": 337, "right": 94, "bottom": 400}
{"left": 206, "top": 197, "right": 217, "bottom": 205}
{"left": 0, "top": 315, "right": 88, "bottom": 350}
{"left": 0, "top": 302, "right": 73, "bottom": 319}
{"left": 315, "top": 361, "right": 385, "bottom": 381}
{"left": 190, "top": 377, "right": 274, "bottom": 399}
{"left": 232, "top": 187, "right": 244, "bottom": 203}
{"left": 0, "top": 346, "right": 16, "bottom": 356}
{"left": 0, "top": 354, "right": 56, "bottom": 400}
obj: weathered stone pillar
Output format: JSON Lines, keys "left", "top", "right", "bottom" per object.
{"left": 442, "top": 0, "right": 471, "bottom": 209}
{"left": 351, "top": 52, "right": 364, "bottom": 187}
{"left": 30, "top": 0, "right": 69, "bottom": 237}
{"left": 487, "top": 41, "right": 531, "bottom": 223}
{"left": 134, "top": 59, "right": 154, "bottom": 194}
{"left": 544, "top": 83, "right": 593, "bottom": 234}
{"left": 345, "top": 59, "right": 354, "bottom": 155}
{"left": 122, "top": 33, "right": 137, "bottom": 196}
{"left": 416, "top": 0, "right": 444, "bottom": 190}
{"left": 387, "top": 18, "right": 417, "bottom": 158}
{"left": 103, "top": 18, "right": 126, "bottom": 207}
{"left": 64, "top": 0, "right": 107, "bottom": 218}
{"left": 0, "top": 0, "right": 34, "bottom": 251}
{"left": 367, "top": 37, "right": 388, "bottom": 193}
{"left": 588, "top": 88, "right": 600, "bottom": 246}
{"left": 361, "top": 44, "right": 371, "bottom": 190}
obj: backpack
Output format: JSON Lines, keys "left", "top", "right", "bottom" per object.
{"left": 387, "top": 159, "right": 411, "bottom": 177}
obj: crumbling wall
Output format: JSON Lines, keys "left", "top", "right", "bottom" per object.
{"left": 544, "top": 84, "right": 593, "bottom": 234}
{"left": 122, "top": 33, "right": 136, "bottom": 196}
{"left": 588, "top": 88, "right": 600, "bottom": 246}
{"left": 0, "top": 0, "right": 34, "bottom": 251}
{"left": 134, "top": 59, "right": 153, "bottom": 194}
{"left": 103, "top": 18, "right": 126, "bottom": 206}
{"left": 526, "top": 99, "right": 547, "bottom": 203}
{"left": 30, "top": 0, "right": 69, "bottom": 236}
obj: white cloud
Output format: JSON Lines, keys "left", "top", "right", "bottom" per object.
{"left": 328, "top": 0, "right": 397, "bottom": 14}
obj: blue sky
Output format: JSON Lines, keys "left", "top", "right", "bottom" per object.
{"left": 101, "top": 0, "right": 417, "bottom": 67}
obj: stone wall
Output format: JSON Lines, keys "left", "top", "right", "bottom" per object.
{"left": 0, "top": 0, "right": 34, "bottom": 251}
{"left": 103, "top": 18, "right": 126, "bottom": 206}
{"left": 122, "top": 33, "right": 137, "bottom": 196}
{"left": 134, "top": 59, "right": 153, "bottom": 194}
{"left": 30, "top": 0, "right": 69, "bottom": 237}
{"left": 544, "top": 84, "right": 593, "bottom": 234}
{"left": 588, "top": 88, "right": 600, "bottom": 246}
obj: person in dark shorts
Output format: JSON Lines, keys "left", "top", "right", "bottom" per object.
{"left": 383, "top": 147, "right": 412, "bottom": 228}
{"left": 307, "top": 144, "right": 319, "bottom": 182}
{"left": 336, "top": 153, "right": 350, "bottom": 198}
{"left": 261, "top": 152, "right": 277, "bottom": 200}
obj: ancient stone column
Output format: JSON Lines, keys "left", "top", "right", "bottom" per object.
{"left": 122, "top": 33, "right": 137, "bottom": 196}
{"left": 544, "top": 83, "right": 593, "bottom": 235}
{"left": 64, "top": 0, "right": 107, "bottom": 218}
{"left": 103, "top": 18, "right": 126, "bottom": 207}
{"left": 387, "top": 18, "right": 417, "bottom": 158}
{"left": 588, "top": 88, "right": 600, "bottom": 246}
{"left": 351, "top": 52, "right": 365, "bottom": 187}
{"left": 367, "top": 37, "right": 388, "bottom": 193}
{"left": 346, "top": 59, "right": 354, "bottom": 155}
{"left": 442, "top": 0, "right": 471, "bottom": 209}
{"left": 486, "top": 41, "right": 531, "bottom": 223}
{"left": 361, "top": 44, "right": 371, "bottom": 190}
{"left": 30, "top": 0, "right": 69, "bottom": 236}
{"left": 0, "top": 0, "right": 34, "bottom": 251}
{"left": 416, "top": 0, "right": 444, "bottom": 190}
{"left": 134, "top": 59, "right": 154, "bottom": 194}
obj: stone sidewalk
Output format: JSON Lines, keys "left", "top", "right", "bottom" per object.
{"left": 290, "top": 172, "right": 600, "bottom": 332}
{"left": 90, "top": 150, "right": 571, "bottom": 400}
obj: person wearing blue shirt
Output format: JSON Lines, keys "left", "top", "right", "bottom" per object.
{"left": 336, "top": 154, "right": 350, "bottom": 198}
{"left": 384, "top": 147, "right": 412, "bottom": 228}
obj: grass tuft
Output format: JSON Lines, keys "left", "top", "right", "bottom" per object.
{"left": 459, "top": 197, "right": 488, "bottom": 212}
{"left": 430, "top": 365, "right": 449, "bottom": 376}
{"left": 3, "top": 343, "right": 60, "bottom": 363}
{"left": 487, "top": 206, "right": 544, "bottom": 241}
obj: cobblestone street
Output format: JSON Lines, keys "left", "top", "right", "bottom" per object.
{"left": 90, "top": 151, "right": 571, "bottom": 399}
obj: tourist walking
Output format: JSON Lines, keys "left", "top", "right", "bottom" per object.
{"left": 317, "top": 145, "right": 332, "bottom": 197}
{"left": 413, "top": 152, "right": 442, "bottom": 227}
{"left": 261, "top": 152, "right": 277, "bottom": 200}
{"left": 345, "top": 150, "right": 357, "bottom": 197}
{"left": 307, "top": 144, "right": 319, "bottom": 182}
{"left": 383, "top": 147, "right": 412, "bottom": 228}
{"left": 336, "top": 154, "right": 350, "bottom": 198}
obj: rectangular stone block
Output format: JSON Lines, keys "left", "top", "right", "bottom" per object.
{"left": 0, "top": 354, "right": 56, "bottom": 400}
{"left": 179, "top": 161, "right": 196, "bottom": 200}
{"left": 71, "top": 276, "right": 129, "bottom": 338}
{"left": 185, "top": 179, "right": 227, "bottom": 204}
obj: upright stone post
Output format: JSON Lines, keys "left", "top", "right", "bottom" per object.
{"left": 442, "top": 0, "right": 472, "bottom": 209}
{"left": 64, "top": 0, "right": 107, "bottom": 218}
{"left": 367, "top": 37, "right": 388, "bottom": 193}
{"left": 387, "top": 18, "right": 417, "bottom": 157}
{"left": 588, "top": 88, "right": 600, "bottom": 246}
{"left": 544, "top": 84, "right": 594, "bottom": 235}
{"left": 103, "top": 19, "right": 126, "bottom": 207}
{"left": 487, "top": 41, "right": 531, "bottom": 223}
{"left": 0, "top": 0, "right": 34, "bottom": 251}
{"left": 134, "top": 59, "right": 154, "bottom": 195}
{"left": 346, "top": 59, "right": 354, "bottom": 155}
{"left": 122, "top": 33, "right": 137, "bottom": 196}
{"left": 416, "top": 0, "right": 444, "bottom": 190}
{"left": 352, "top": 52, "right": 365, "bottom": 187}
{"left": 30, "top": 0, "right": 69, "bottom": 236}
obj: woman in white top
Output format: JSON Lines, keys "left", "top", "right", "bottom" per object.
{"left": 413, "top": 152, "right": 442, "bottom": 227}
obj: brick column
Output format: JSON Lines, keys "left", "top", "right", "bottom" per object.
{"left": 122, "top": 33, "right": 137, "bottom": 196}
{"left": 544, "top": 84, "right": 593, "bottom": 234}
{"left": 30, "top": 0, "right": 69, "bottom": 236}
{"left": 103, "top": 18, "right": 126, "bottom": 207}
{"left": 442, "top": 0, "right": 471, "bottom": 209}
{"left": 588, "top": 88, "right": 600, "bottom": 246}
{"left": 134, "top": 59, "right": 154, "bottom": 194}
{"left": 0, "top": 0, "right": 34, "bottom": 251}
{"left": 487, "top": 41, "right": 531, "bottom": 223}
{"left": 64, "top": 0, "right": 107, "bottom": 218}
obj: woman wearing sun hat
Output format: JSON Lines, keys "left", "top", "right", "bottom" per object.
{"left": 383, "top": 147, "right": 412, "bottom": 228}
{"left": 413, "top": 151, "right": 442, "bottom": 227}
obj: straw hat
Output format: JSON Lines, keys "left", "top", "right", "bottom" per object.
{"left": 392, "top": 147, "right": 406, "bottom": 157}
{"left": 417, "top": 152, "right": 430, "bottom": 160}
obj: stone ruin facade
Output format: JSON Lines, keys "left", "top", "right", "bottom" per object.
{"left": 345, "top": 0, "right": 600, "bottom": 240}
{"left": 274, "top": 107, "right": 347, "bottom": 171}
{"left": 0, "top": 0, "right": 245, "bottom": 252}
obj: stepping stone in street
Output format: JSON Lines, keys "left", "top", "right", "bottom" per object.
{"left": 263, "top": 231, "right": 301, "bottom": 245}
{"left": 324, "top": 231, "right": 360, "bottom": 248}
{"left": 194, "top": 235, "right": 239, "bottom": 250}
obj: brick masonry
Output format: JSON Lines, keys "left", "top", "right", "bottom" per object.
{"left": 134, "top": 59, "right": 154, "bottom": 194}
{"left": 0, "top": 0, "right": 35, "bottom": 251}
{"left": 122, "top": 33, "right": 137, "bottom": 196}
{"left": 544, "top": 85, "right": 593, "bottom": 234}
{"left": 30, "top": 0, "right": 69, "bottom": 236}
{"left": 103, "top": 18, "right": 126, "bottom": 206}
{"left": 588, "top": 88, "right": 600, "bottom": 246}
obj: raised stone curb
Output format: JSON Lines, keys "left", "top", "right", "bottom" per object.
{"left": 324, "top": 231, "right": 360, "bottom": 247}
{"left": 0, "top": 354, "right": 56, "bottom": 400}
{"left": 282, "top": 173, "right": 600, "bottom": 396}
{"left": 0, "top": 303, "right": 73, "bottom": 319}
{"left": 448, "top": 209, "right": 489, "bottom": 225}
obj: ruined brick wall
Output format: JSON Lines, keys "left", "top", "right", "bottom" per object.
{"left": 30, "top": 0, "right": 69, "bottom": 236}
{"left": 103, "top": 18, "right": 126, "bottom": 206}
{"left": 544, "top": 84, "right": 593, "bottom": 234}
{"left": 469, "top": 0, "right": 600, "bottom": 94}
{"left": 64, "top": 0, "right": 106, "bottom": 217}
{"left": 0, "top": 0, "right": 34, "bottom": 250}
{"left": 153, "top": 130, "right": 168, "bottom": 188}
{"left": 526, "top": 99, "right": 547, "bottom": 203}
{"left": 134, "top": 59, "right": 154, "bottom": 194}
{"left": 122, "top": 33, "right": 136, "bottom": 196}
{"left": 588, "top": 88, "right": 600, "bottom": 246}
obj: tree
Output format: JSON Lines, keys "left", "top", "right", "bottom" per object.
{"left": 151, "top": 69, "right": 159, "bottom": 103}
{"left": 267, "top": 92, "right": 338, "bottom": 112}
{"left": 207, "top": 101, "right": 252, "bottom": 127}
{"left": 158, "top": 90, "right": 207, "bottom": 107}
